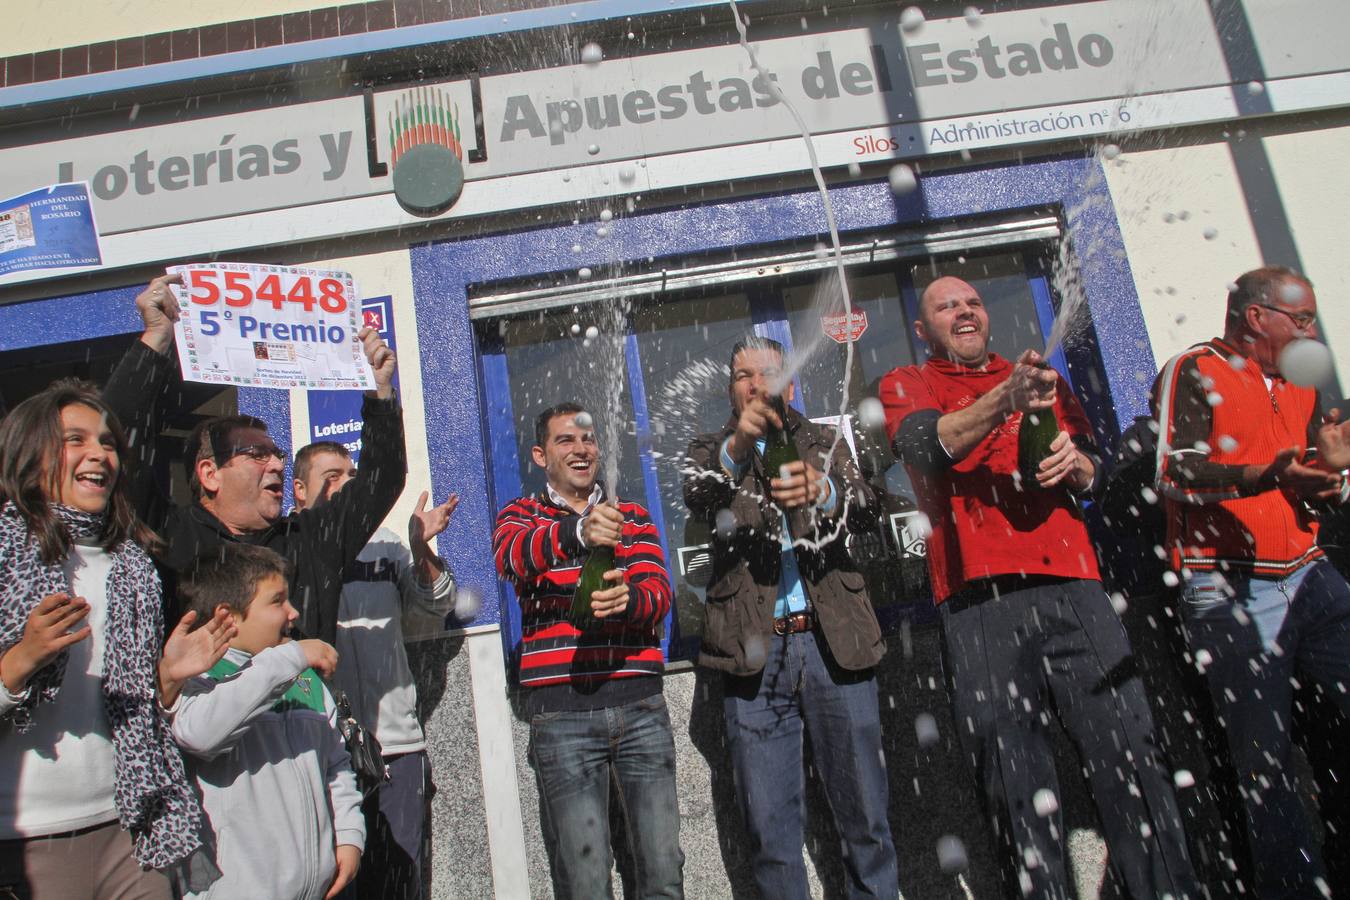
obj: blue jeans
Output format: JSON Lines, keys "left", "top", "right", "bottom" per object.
{"left": 528, "top": 694, "right": 684, "bottom": 899}
{"left": 722, "top": 632, "right": 898, "bottom": 900}
{"left": 1182, "top": 560, "right": 1350, "bottom": 899}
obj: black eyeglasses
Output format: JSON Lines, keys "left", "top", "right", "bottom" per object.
{"left": 1256, "top": 304, "right": 1317, "bottom": 330}
{"left": 225, "top": 443, "right": 287, "bottom": 464}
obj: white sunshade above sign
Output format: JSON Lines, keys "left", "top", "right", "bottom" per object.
{"left": 1, "top": 0, "right": 1347, "bottom": 288}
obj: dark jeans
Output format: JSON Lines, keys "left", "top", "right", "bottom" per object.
{"left": 1181, "top": 560, "right": 1350, "bottom": 900}
{"left": 722, "top": 631, "right": 899, "bottom": 900}
{"left": 352, "top": 750, "right": 430, "bottom": 899}
{"left": 528, "top": 694, "right": 684, "bottom": 899}
{"left": 941, "top": 577, "right": 1198, "bottom": 899}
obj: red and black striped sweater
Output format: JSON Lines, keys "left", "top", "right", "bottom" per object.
{"left": 493, "top": 491, "right": 672, "bottom": 712}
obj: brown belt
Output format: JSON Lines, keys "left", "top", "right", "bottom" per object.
{"left": 773, "top": 611, "right": 814, "bottom": 635}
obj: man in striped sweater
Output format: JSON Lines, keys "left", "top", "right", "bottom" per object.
{"left": 1152, "top": 266, "right": 1350, "bottom": 898}
{"left": 493, "top": 402, "right": 683, "bottom": 899}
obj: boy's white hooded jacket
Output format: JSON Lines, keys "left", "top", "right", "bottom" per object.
{"left": 168, "top": 642, "right": 365, "bottom": 900}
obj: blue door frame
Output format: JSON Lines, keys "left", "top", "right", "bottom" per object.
{"left": 409, "top": 152, "right": 1155, "bottom": 668}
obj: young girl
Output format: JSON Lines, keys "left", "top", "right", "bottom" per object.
{"left": 0, "top": 380, "right": 232, "bottom": 898}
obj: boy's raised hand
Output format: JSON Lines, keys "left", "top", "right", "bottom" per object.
{"left": 297, "top": 639, "right": 339, "bottom": 678}
{"left": 159, "top": 608, "right": 237, "bottom": 707}
{"left": 325, "top": 844, "right": 361, "bottom": 898}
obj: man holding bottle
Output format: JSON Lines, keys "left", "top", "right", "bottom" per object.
{"left": 880, "top": 276, "right": 1197, "bottom": 898}
{"left": 493, "top": 402, "right": 682, "bottom": 899}
{"left": 683, "top": 337, "right": 899, "bottom": 899}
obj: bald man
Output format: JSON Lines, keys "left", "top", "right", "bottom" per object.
{"left": 879, "top": 277, "right": 1198, "bottom": 899}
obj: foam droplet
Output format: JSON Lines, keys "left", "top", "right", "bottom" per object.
{"left": 909, "top": 511, "right": 933, "bottom": 540}
{"left": 888, "top": 163, "right": 918, "bottom": 195}
{"left": 900, "top": 6, "right": 926, "bottom": 31}
{"left": 1203, "top": 227, "right": 1219, "bottom": 241}
{"left": 580, "top": 42, "right": 604, "bottom": 65}
{"left": 715, "top": 508, "right": 737, "bottom": 540}
{"left": 936, "top": 835, "right": 968, "bottom": 873}
{"left": 595, "top": 225, "right": 610, "bottom": 238}
{"left": 1033, "top": 788, "right": 1059, "bottom": 817}
{"left": 587, "top": 144, "right": 601, "bottom": 156}
{"left": 914, "top": 712, "right": 939, "bottom": 748}
{"left": 1173, "top": 769, "right": 1195, "bottom": 789}
{"left": 1279, "top": 339, "right": 1334, "bottom": 388}
{"left": 618, "top": 165, "right": 637, "bottom": 183}
{"left": 578, "top": 267, "right": 593, "bottom": 279}
{"left": 454, "top": 586, "right": 483, "bottom": 620}
{"left": 584, "top": 325, "right": 600, "bottom": 340}
{"left": 570, "top": 323, "right": 582, "bottom": 336}
{"left": 1109, "top": 592, "right": 1128, "bottom": 615}
{"left": 1194, "top": 648, "right": 1213, "bottom": 670}
{"left": 573, "top": 411, "right": 594, "bottom": 429}
{"left": 1246, "top": 80, "right": 1264, "bottom": 95}
{"left": 1278, "top": 281, "right": 1309, "bottom": 304}
{"left": 1101, "top": 143, "right": 1121, "bottom": 160}
{"left": 1162, "top": 571, "right": 1180, "bottom": 588}
{"left": 847, "top": 162, "right": 862, "bottom": 177}
{"left": 744, "top": 634, "right": 767, "bottom": 671}
{"left": 599, "top": 208, "right": 614, "bottom": 222}
{"left": 963, "top": 6, "right": 982, "bottom": 26}
{"left": 858, "top": 397, "right": 886, "bottom": 430}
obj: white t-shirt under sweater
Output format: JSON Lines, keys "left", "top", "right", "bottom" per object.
{"left": 334, "top": 527, "right": 456, "bottom": 756}
{"left": 0, "top": 542, "right": 118, "bottom": 838}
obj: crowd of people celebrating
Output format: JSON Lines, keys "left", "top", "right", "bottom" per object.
{"left": 1, "top": 261, "right": 1347, "bottom": 900}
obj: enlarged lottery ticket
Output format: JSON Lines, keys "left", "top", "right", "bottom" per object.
{"left": 0, "top": 205, "right": 36, "bottom": 253}
{"left": 168, "top": 262, "right": 375, "bottom": 390}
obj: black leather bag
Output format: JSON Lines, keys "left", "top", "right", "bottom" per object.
{"left": 334, "top": 690, "right": 389, "bottom": 798}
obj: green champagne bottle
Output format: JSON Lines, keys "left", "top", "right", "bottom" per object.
{"left": 1018, "top": 407, "right": 1061, "bottom": 488}
{"left": 760, "top": 395, "right": 800, "bottom": 481}
{"left": 570, "top": 544, "right": 614, "bottom": 629}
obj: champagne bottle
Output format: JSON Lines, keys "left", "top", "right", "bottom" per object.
{"left": 1018, "top": 406, "right": 1061, "bottom": 488}
{"left": 760, "top": 395, "right": 800, "bottom": 481}
{"left": 570, "top": 543, "right": 614, "bottom": 629}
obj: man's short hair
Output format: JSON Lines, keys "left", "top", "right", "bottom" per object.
{"left": 293, "top": 441, "right": 350, "bottom": 485}
{"left": 179, "top": 543, "right": 290, "bottom": 622}
{"left": 727, "top": 336, "right": 786, "bottom": 384}
{"left": 534, "top": 402, "right": 585, "bottom": 449}
{"left": 1226, "top": 266, "right": 1313, "bottom": 326}
{"left": 184, "top": 414, "right": 270, "bottom": 501}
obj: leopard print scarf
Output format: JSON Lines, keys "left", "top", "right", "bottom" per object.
{"left": 0, "top": 502, "right": 207, "bottom": 874}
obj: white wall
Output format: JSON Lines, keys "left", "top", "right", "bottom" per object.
{"left": 1103, "top": 139, "right": 1262, "bottom": 369}
{"left": 1261, "top": 124, "right": 1350, "bottom": 381}
{"left": 1104, "top": 123, "right": 1349, "bottom": 388}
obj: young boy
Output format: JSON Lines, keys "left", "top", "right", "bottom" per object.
{"left": 166, "top": 543, "right": 365, "bottom": 900}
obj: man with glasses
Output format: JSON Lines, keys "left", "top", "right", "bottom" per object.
{"left": 1152, "top": 266, "right": 1350, "bottom": 896}
{"left": 103, "top": 272, "right": 407, "bottom": 645}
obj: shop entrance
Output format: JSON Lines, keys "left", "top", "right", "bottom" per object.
{"left": 472, "top": 213, "right": 1110, "bottom": 660}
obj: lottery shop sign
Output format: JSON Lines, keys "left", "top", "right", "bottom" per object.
{"left": 168, "top": 262, "right": 374, "bottom": 390}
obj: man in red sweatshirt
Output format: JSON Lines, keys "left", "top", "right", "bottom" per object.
{"left": 881, "top": 276, "right": 1197, "bottom": 899}
{"left": 1152, "top": 266, "right": 1350, "bottom": 898}
{"left": 493, "top": 402, "right": 682, "bottom": 899}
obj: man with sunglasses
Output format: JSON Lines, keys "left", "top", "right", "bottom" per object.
{"left": 103, "top": 272, "right": 406, "bottom": 646}
{"left": 1152, "top": 266, "right": 1350, "bottom": 897}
